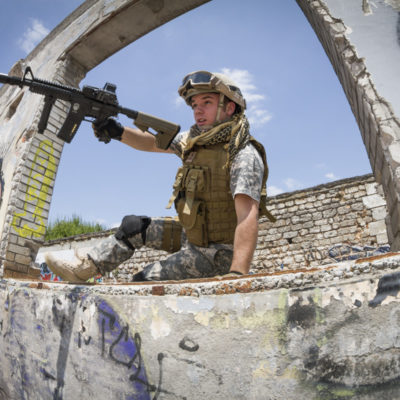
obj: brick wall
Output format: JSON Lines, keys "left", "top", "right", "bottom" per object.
{"left": 252, "top": 173, "right": 388, "bottom": 273}
{"left": 1, "top": 60, "right": 86, "bottom": 279}
{"left": 39, "top": 174, "right": 389, "bottom": 282}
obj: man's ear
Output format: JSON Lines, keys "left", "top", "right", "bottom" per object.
{"left": 226, "top": 101, "right": 236, "bottom": 116}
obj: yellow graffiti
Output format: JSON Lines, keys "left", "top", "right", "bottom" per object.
{"left": 12, "top": 139, "right": 56, "bottom": 238}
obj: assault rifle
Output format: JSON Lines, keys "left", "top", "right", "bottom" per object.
{"left": 0, "top": 67, "right": 180, "bottom": 148}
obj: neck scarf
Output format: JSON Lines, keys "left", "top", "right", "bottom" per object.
{"left": 181, "top": 113, "right": 250, "bottom": 168}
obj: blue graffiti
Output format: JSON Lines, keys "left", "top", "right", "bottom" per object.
{"left": 328, "top": 244, "right": 390, "bottom": 262}
{"left": 39, "top": 262, "right": 102, "bottom": 283}
{"left": 97, "top": 300, "right": 161, "bottom": 400}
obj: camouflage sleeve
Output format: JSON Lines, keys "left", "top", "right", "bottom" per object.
{"left": 168, "top": 130, "right": 189, "bottom": 157}
{"left": 230, "top": 143, "right": 264, "bottom": 202}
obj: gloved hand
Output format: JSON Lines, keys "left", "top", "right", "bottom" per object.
{"left": 216, "top": 270, "right": 243, "bottom": 280}
{"left": 92, "top": 118, "right": 124, "bottom": 143}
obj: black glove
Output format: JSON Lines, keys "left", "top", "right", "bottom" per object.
{"left": 92, "top": 118, "right": 124, "bottom": 143}
{"left": 115, "top": 215, "right": 152, "bottom": 250}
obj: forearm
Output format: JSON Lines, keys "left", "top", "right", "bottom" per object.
{"left": 121, "top": 126, "right": 173, "bottom": 153}
{"left": 230, "top": 195, "right": 259, "bottom": 275}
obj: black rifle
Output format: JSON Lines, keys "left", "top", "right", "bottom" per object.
{"left": 0, "top": 67, "right": 180, "bottom": 148}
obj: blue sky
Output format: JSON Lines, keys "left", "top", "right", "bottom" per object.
{"left": 0, "top": 0, "right": 372, "bottom": 228}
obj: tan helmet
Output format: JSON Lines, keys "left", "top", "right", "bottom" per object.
{"left": 178, "top": 70, "right": 246, "bottom": 112}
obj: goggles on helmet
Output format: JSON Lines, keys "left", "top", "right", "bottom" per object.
{"left": 181, "top": 71, "right": 215, "bottom": 86}
{"left": 178, "top": 70, "right": 246, "bottom": 111}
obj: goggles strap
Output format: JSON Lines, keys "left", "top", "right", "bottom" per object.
{"left": 215, "top": 93, "right": 225, "bottom": 124}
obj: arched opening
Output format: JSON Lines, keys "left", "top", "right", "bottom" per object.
{"left": 50, "top": 0, "right": 371, "bottom": 228}
{"left": 1, "top": 0, "right": 399, "bottom": 279}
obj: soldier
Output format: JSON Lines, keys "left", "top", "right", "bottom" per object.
{"left": 45, "top": 71, "right": 275, "bottom": 282}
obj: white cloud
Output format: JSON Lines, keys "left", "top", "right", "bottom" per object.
{"left": 325, "top": 172, "right": 339, "bottom": 180}
{"left": 220, "top": 68, "right": 272, "bottom": 129}
{"left": 247, "top": 105, "right": 272, "bottom": 128}
{"left": 268, "top": 185, "right": 284, "bottom": 196}
{"left": 220, "top": 68, "right": 265, "bottom": 103}
{"left": 174, "top": 94, "right": 185, "bottom": 108}
{"left": 284, "top": 178, "right": 303, "bottom": 190}
{"left": 18, "top": 19, "right": 49, "bottom": 54}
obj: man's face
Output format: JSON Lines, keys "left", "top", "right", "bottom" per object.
{"left": 190, "top": 93, "right": 233, "bottom": 130}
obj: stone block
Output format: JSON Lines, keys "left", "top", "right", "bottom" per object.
{"left": 5, "top": 251, "right": 15, "bottom": 262}
{"left": 8, "top": 243, "right": 31, "bottom": 257}
{"left": 362, "top": 194, "right": 387, "bottom": 209}
{"left": 3, "top": 261, "right": 29, "bottom": 275}
{"left": 369, "top": 220, "right": 388, "bottom": 236}
{"left": 376, "top": 232, "right": 389, "bottom": 245}
{"left": 15, "top": 254, "right": 32, "bottom": 265}
{"left": 365, "top": 183, "right": 377, "bottom": 195}
{"left": 323, "top": 209, "right": 337, "bottom": 218}
{"left": 388, "top": 141, "right": 400, "bottom": 167}
{"left": 372, "top": 206, "right": 388, "bottom": 221}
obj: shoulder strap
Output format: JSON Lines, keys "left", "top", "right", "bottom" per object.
{"left": 249, "top": 137, "right": 276, "bottom": 222}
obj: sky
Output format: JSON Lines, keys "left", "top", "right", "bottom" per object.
{"left": 0, "top": 0, "right": 372, "bottom": 228}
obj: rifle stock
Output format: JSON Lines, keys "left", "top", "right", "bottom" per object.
{"left": 133, "top": 111, "right": 180, "bottom": 150}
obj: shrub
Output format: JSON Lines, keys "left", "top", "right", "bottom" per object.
{"left": 45, "top": 215, "right": 106, "bottom": 241}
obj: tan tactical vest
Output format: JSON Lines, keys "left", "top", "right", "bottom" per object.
{"left": 167, "top": 138, "right": 275, "bottom": 247}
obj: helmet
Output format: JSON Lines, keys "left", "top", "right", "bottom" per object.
{"left": 178, "top": 70, "right": 246, "bottom": 112}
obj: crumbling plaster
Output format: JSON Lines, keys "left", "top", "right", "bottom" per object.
{"left": 2, "top": 253, "right": 400, "bottom": 398}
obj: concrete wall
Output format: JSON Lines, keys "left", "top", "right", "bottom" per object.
{"left": 2, "top": 253, "right": 400, "bottom": 399}
{"left": 37, "top": 174, "right": 390, "bottom": 282}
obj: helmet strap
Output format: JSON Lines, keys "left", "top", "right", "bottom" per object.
{"left": 215, "top": 93, "right": 225, "bottom": 124}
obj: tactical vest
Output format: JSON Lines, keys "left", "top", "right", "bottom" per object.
{"left": 167, "top": 138, "right": 275, "bottom": 247}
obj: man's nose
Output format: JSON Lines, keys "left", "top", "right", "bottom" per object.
{"left": 195, "top": 106, "right": 204, "bottom": 114}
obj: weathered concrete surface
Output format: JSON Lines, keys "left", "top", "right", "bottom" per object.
{"left": 2, "top": 253, "right": 400, "bottom": 399}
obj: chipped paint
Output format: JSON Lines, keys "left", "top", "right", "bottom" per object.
{"left": 150, "top": 305, "right": 171, "bottom": 339}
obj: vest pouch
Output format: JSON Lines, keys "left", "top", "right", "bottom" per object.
{"left": 184, "top": 167, "right": 207, "bottom": 192}
{"left": 182, "top": 167, "right": 207, "bottom": 215}
{"left": 177, "top": 199, "right": 208, "bottom": 247}
{"left": 166, "top": 166, "right": 187, "bottom": 209}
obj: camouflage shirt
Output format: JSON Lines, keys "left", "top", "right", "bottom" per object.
{"left": 170, "top": 130, "right": 264, "bottom": 202}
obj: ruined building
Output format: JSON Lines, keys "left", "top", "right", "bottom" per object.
{"left": 1, "top": 1, "right": 400, "bottom": 398}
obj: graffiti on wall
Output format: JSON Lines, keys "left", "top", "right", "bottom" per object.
{"left": 306, "top": 243, "right": 390, "bottom": 263}
{"left": 270, "top": 243, "right": 391, "bottom": 270}
{"left": 1, "top": 287, "right": 222, "bottom": 398}
{"left": 11, "top": 139, "right": 56, "bottom": 239}
{"left": 39, "top": 262, "right": 62, "bottom": 282}
{"left": 97, "top": 300, "right": 156, "bottom": 399}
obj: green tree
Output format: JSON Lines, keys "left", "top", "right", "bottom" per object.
{"left": 45, "top": 215, "right": 107, "bottom": 241}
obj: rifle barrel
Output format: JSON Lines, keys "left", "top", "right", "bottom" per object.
{"left": 0, "top": 73, "right": 24, "bottom": 86}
